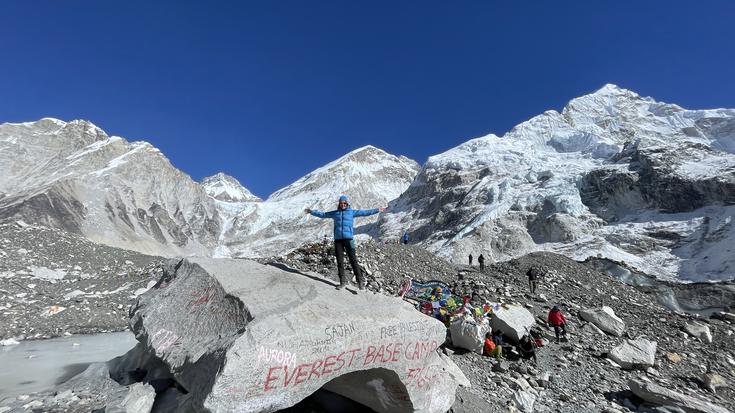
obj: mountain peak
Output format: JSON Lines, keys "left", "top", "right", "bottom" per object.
{"left": 201, "top": 173, "right": 261, "bottom": 203}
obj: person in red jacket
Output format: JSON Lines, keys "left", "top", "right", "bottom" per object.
{"left": 547, "top": 305, "right": 568, "bottom": 343}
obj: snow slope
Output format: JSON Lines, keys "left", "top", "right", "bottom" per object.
{"left": 378, "top": 84, "right": 735, "bottom": 282}
{"left": 202, "top": 173, "right": 262, "bottom": 203}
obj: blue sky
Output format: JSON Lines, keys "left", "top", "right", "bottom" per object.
{"left": 2, "top": 1, "right": 734, "bottom": 198}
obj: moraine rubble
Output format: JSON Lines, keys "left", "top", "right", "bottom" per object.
{"left": 0, "top": 237, "right": 733, "bottom": 413}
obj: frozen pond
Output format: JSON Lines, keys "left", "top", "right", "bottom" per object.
{"left": 0, "top": 331, "right": 137, "bottom": 399}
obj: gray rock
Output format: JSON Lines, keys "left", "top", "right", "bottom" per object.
{"left": 684, "top": 321, "right": 713, "bottom": 343}
{"left": 493, "top": 361, "right": 510, "bottom": 373}
{"left": 105, "top": 383, "right": 156, "bottom": 413}
{"left": 580, "top": 306, "right": 626, "bottom": 336}
{"left": 490, "top": 304, "right": 536, "bottom": 342}
{"left": 127, "top": 257, "right": 469, "bottom": 413}
{"left": 629, "top": 378, "right": 732, "bottom": 413}
{"left": 608, "top": 338, "right": 657, "bottom": 370}
{"left": 513, "top": 390, "right": 536, "bottom": 412}
{"left": 701, "top": 372, "right": 728, "bottom": 394}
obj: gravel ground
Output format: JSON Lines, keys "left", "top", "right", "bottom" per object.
{"left": 0, "top": 222, "right": 165, "bottom": 340}
{"left": 2, "top": 235, "right": 733, "bottom": 413}
{"left": 268, "top": 242, "right": 735, "bottom": 413}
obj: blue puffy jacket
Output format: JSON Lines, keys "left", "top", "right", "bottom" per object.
{"left": 310, "top": 207, "right": 379, "bottom": 240}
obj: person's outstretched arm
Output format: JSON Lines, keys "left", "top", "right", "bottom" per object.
{"left": 304, "top": 208, "right": 337, "bottom": 219}
{"left": 353, "top": 207, "right": 386, "bottom": 217}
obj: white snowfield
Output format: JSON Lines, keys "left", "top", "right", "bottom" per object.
{"left": 378, "top": 84, "right": 735, "bottom": 282}
{"left": 1, "top": 84, "right": 734, "bottom": 282}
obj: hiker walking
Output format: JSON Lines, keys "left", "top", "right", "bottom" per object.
{"left": 547, "top": 305, "right": 568, "bottom": 343}
{"left": 526, "top": 267, "right": 540, "bottom": 294}
{"left": 305, "top": 195, "right": 385, "bottom": 291}
{"left": 402, "top": 231, "right": 409, "bottom": 245}
{"left": 478, "top": 254, "right": 485, "bottom": 271}
{"left": 468, "top": 254, "right": 473, "bottom": 266}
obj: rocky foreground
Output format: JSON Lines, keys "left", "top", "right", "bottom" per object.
{"left": 273, "top": 241, "right": 735, "bottom": 412}
{"left": 0, "top": 222, "right": 164, "bottom": 341}
{"left": 0, "top": 238, "right": 733, "bottom": 413}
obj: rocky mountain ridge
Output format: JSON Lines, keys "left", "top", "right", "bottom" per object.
{"left": 0, "top": 119, "right": 221, "bottom": 257}
{"left": 2, "top": 84, "right": 734, "bottom": 283}
{"left": 201, "top": 173, "right": 262, "bottom": 203}
{"left": 377, "top": 84, "right": 735, "bottom": 282}
{"left": 0, "top": 120, "right": 420, "bottom": 259}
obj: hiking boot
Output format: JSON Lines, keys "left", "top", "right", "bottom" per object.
{"left": 336, "top": 284, "right": 346, "bottom": 290}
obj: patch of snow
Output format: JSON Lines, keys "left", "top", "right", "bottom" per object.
{"left": 30, "top": 267, "right": 66, "bottom": 280}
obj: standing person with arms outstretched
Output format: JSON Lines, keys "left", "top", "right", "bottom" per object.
{"left": 305, "top": 195, "right": 385, "bottom": 291}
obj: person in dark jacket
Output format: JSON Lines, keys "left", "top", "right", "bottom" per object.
{"left": 478, "top": 254, "right": 485, "bottom": 271}
{"left": 402, "top": 231, "right": 409, "bottom": 245}
{"left": 468, "top": 254, "right": 473, "bottom": 266}
{"left": 517, "top": 334, "right": 537, "bottom": 363}
{"left": 526, "top": 267, "right": 541, "bottom": 294}
{"left": 305, "top": 195, "right": 385, "bottom": 291}
{"left": 547, "top": 305, "right": 568, "bottom": 343}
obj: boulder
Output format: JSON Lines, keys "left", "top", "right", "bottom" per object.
{"left": 608, "top": 338, "right": 657, "bottom": 370}
{"left": 513, "top": 390, "right": 536, "bottom": 413}
{"left": 449, "top": 315, "right": 489, "bottom": 354}
{"left": 125, "top": 258, "right": 469, "bottom": 413}
{"left": 489, "top": 304, "right": 535, "bottom": 342}
{"left": 702, "top": 371, "right": 728, "bottom": 394}
{"left": 629, "top": 378, "right": 732, "bottom": 413}
{"left": 106, "top": 382, "right": 156, "bottom": 413}
{"left": 683, "top": 321, "right": 713, "bottom": 343}
{"left": 579, "top": 306, "right": 626, "bottom": 336}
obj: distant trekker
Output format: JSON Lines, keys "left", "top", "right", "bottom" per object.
{"left": 478, "top": 254, "right": 485, "bottom": 271}
{"left": 468, "top": 254, "right": 473, "bottom": 266}
{"left": 547, "top": 305, "right": 568, "bottom": 343}
{"left": 526, "top": 267, "right": 541, "bottom": 294}
{"left": 305, "top": 195, "right": 385, "bottom": 291}
{"left": 402, "top": 231, "right": 409, "bottom": 245}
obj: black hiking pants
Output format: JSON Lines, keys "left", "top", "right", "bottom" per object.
{"left": 335, "top": 239, "right": 364, "bottom": 287}
{"left": 553, "top": 323, "right": 567, "bottom": 340}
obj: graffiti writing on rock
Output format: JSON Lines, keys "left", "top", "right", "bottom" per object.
{"left": 152, "top": 329, "right": 180, "bottom": 351}
{"left": 187, "top": 286, "right": 215, "bottom": 309}
{"left": 324, "top": 322, "right": 357, "bottom": 341}
{"left": 264, "top": 348, "right": 362, "bottom": 391}
{"left": 406, "top": 365, "right": 440, "bottom": 389}
{"left": 257, "top": 346, "right": 297, "bottom": 368}
{"left": 380, "top": 320, "right": 428, "bottom": 339}
{"left": 262, "top": 340, "right": 437, "bottom": 392}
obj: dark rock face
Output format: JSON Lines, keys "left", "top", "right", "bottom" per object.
{"left": 582, "top": 142, "right": 735, "bottom": 221}
{"left": 0, "top": 182, "right": 87, "bottom": 234}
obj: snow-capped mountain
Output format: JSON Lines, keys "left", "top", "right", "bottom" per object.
{"left": 218, "top": 145, "right": 420, "bottom": 257}
{"left": 378, "top": 84, "right": 735, "bottom": 282}
{"left": 201, "top": 173, "right": 261, "bottom": 203}
{"left": 0, "top": 118, "right": 220, "bottom": 256}
{"left": 0, "top": 120, "right": 418, "bottom": 258}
